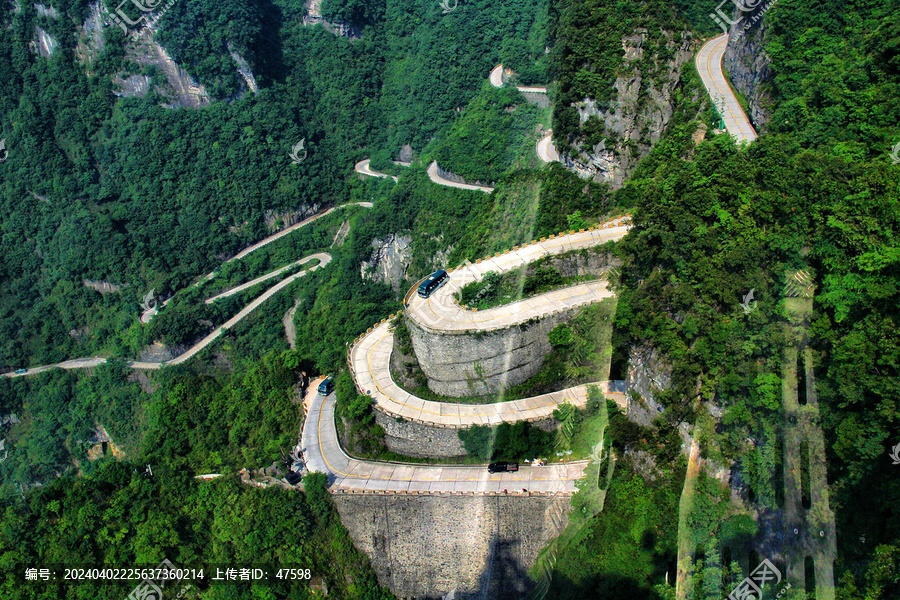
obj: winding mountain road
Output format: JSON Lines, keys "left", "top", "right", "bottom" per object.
{"left": 427, "top": 161, "right": 494, "bottom": 193}
{"left": 354, "top": 159, "right": 399, "bottom": 182}
{"left": 5, "top": 203, "right": 373, "bottom": 378}
{"left": 140, "top": 202, "right": 372, "bottom": 323}
{"left": 205, "top": 253, "right": 328, "bottom": 304}
{"left": 4, "top": 254, "right": 330, "bottom": 377}
{"left": 212, "top": 202, "right": 372, "bottom": 271}
{"left": 489, "top": 64, "right": 548, "bottom": 94}
{"left": 537, "top": 132, "right": 560, "bottom": 163}
{"left": 347, "top": 223, "right": 630, "bottom": 428}
{"left": 302, "top": 221, "right": 631, "bottom": 492}
{"left": 302, "top": 387, "right": 587, "bottom": 493}
{"left": 696, "top": 35, "right": 758, "bottom": 143}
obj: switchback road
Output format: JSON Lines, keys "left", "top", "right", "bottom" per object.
{"left": 348, "top": 222, "right": 630, "bottom": 427}
{"left": 427, "top": 161, "right": 494, "bottom": 193}
{"left": 489, "top": 64, "right": 548, "bottom": 94}
{"left": 354, "top": 159, "right": 399, "bottom": 182}
{"left": 537, "top": 132, "right": 559, "bottom": 163}
{"left": 4, "top": 253, "right": 331, "bottom": 377}
{"left": 205, "top": 253, "right": 329, "bottom": 304}
{"left": 302, "top": 387, "right": 586, "bottom": 493}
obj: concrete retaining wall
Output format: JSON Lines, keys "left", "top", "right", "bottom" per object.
{"left": 332, "top": 493, "right": 571, "bottom": 599}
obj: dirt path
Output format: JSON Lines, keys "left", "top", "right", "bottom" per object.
{"left": 283, "top": 298, "right": 303, "bottom": 350}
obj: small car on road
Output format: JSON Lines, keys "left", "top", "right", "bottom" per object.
{"left": 488, "top": 462, "right": 518, "bottom": 473}
{"left": 14, "top": 369, "right": 27, "bottom": 375}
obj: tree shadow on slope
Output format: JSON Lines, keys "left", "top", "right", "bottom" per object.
{"left": 463, "top": 534, "right": 534, "bottom": 600}
{"left": 544, "top": 572, "right": 665, "bottom": 600}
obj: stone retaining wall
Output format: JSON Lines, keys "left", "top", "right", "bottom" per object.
{"left": 407, "top": 307, "right": 580, "bottom": 397}
{"left": 406, "top": 250, "right": 618, "bottom": 398}
{"left": 332, "top": 493, "right": 571, "bottom": 599}
{"left": 375, "top": 410, "right": 467, "bottom": 457}
{"left": 375, "top": 406, "right": 557, "bottom": 457}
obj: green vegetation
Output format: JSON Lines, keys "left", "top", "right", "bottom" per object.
{"left": 457, "top": 246, "right": 616, "bottom": 309}
{"left": 549, "top": 0, "right": 697, "bottom": 154}
{"left": 538, "top": 389, "right": 684, "bottom": 600}
{"left": 0, "top": 468, "right": 395, "bottom": 599}
{"left": 0, "top": 0, "right": 556, "bottom": 370}
{"left": 0, "top": 348, "right": 395, "bottom": 599}
{"left": 457, "top": 421, "right": 553, "bottom": 461}
{"left": 433, "top": 85, "right": 541, "bottom": 183}
{"left": 156, "top": 0, "right": 266, "bottom": 98}
{"left": 0, "top": 0, "right": 898, "bottom": 596}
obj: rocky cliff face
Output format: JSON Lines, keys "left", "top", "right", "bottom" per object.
{"left": 722, "top": 10, "right": 774, "bottom": 132}
{"left": 83, "top": 279, "right": 126, "bottom": 295}
{"left": 120, "top": 26, "right": 212, "bottom": 108}
{"left": 360, "top": 234, "right": 413, "bottom": 294}
{"left": 303, "top": 0, "right": 360, "bottom": 39}
{"left": 263, "top": 205, "right": 319, "bottom": 231}
{"left": 625, "top": 345, "right": 673, "bottom": 428}
{"left": 562, "top": 30, "right": 696, "bottom": 189}
{"left": 75, "top": 2, "right": 104, "bottom": 65}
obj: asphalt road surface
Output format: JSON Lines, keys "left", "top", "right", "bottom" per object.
{"left": 302, "top": 388, "right": 587, "bottom": 493}
{"left": 696, "top": 35, "right": 758, "bottom": 143}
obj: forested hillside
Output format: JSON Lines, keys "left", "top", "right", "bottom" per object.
{"left": 0, "top": 0, "right": 898, "bottom": 598}
{"left": 587, "top": 0, "right": 900, "bottom": 597}
{"left": 0, "top": 0, "right": 552, "bottom": 369}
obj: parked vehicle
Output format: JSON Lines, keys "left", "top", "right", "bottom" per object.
{"left": 13, "top": 368, "right": 27, "bottom": 375}
{"left": 487, "top": 461, "right": 519, "bottom": 473}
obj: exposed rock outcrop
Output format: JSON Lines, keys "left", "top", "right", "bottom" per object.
{"left": 303, "top": 0, "right": 360, "bottom": 39}
{"left": 119, "top": 26, "right": 211, "bottom": 108}
{"left": 263, "top": 205, "right": 319, "bottom": 232}
{"left": 562, "top": 30, "right": 696, "bottom": 189}
{"left": 625, "top": 345, "right": 672, "bottom": 427}
{"left": 397, "top": 143, "right": 414, "bottom": 164}
{"left": 83, "top": 279, "right": 127, "bottom": 294}
{"left": 722, "top": 8, "right": 774, "bottom": 132}
{"left": 360, "top": 234, "right": 412, "bottom": 294}
{"left": 34, "top": 3, "right": 58, "bottom": 19}
{"left": 32, "top": 25, "right": 58, "bottom": 57}
{"left": 112, "top": 74, "right": 152, "bottom": 98}
{"left": 228, "top": 42, "right": 258, "bottom": 95}
{"left": 75, "top": 2, "right": 105, "bottom": 65}
{"left": 330, "top": 220, "right": 351, "bottom": 247}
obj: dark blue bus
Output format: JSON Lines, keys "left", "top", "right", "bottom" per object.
{"left": 418, "top": 269, "right": 448, "bottom": 298}
{"left": 318, "top": 376, "right": 334, "bottom": 396}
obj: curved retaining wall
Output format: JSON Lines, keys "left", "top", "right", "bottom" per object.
{"left": 405, "top": 248, "right": 618, "bottom": 398}
{"left": 406, "top": 307, "right": 579, "bottom": 397}
{"left": 333, "top": 493, "right": 570, "bottom": 599}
